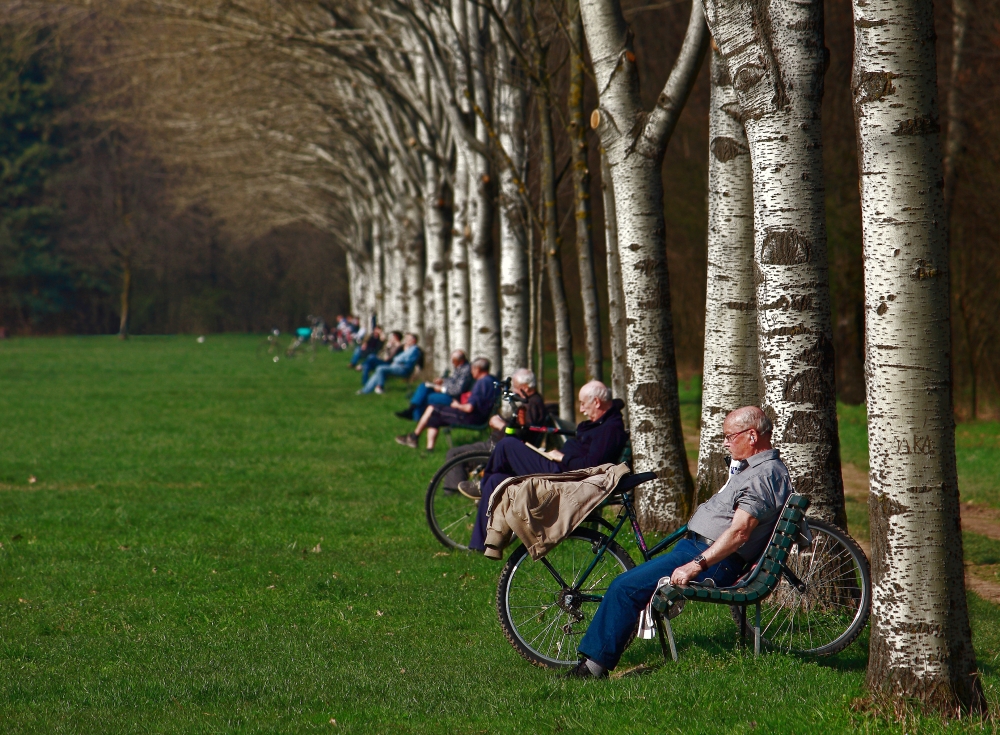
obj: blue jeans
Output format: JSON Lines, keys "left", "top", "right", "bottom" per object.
{"left": 360, "top": 364, "right": 412, "bottom": 393}
{"left": 409, "top": 383, "right": 453, "bottom": 419}
{"left": 577, "top": 538, "right": 744, "bottom": 670}
{"left": 360, "top": 356, "right": 387, "bottom": 385}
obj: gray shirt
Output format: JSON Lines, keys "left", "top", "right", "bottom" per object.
{"left": 440, "top": 362, "right": 473, "bottom": 397}
{"left": 686, "top": 448, "right": 792, "bottom": 562}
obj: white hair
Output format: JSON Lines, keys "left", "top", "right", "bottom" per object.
{"left": 727, "top": 406, "right": 773, "bottom": 435}
{"left": 511, "top": 368, "right": 536, "bottom": 389}
{"left": 579, "top": 380, "right": 612, "bottom": 404}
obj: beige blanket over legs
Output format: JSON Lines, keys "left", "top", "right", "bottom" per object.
{"left": 484, "top": 462, "right": 632, "bottom": 560}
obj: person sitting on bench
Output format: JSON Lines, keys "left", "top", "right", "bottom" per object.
{"left": 395, "top": 350, "right": 473, "bottom": 421}
{"left": 357, "top": 333, "right": 422, "bottom": 395}
{"left": 395, "top": 357, "right": 497, "bottom": 451}
{"left": 359, "top": 330, "right": 403, "bottom": 383}
{"left": 565, "top": 406, "right": 791, "bottom": 678}
{"left": 465, "top": 380, "right": 628, "bottom": 553}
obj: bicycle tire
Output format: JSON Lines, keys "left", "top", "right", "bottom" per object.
{"left": 497, "top": 527, "right": 636, "bottom": 669}
{"left": 730, "top": 517, "right": 871, "bottom": 656}
{"left": 424, "top": 449, "right": 492, "bottom": 550}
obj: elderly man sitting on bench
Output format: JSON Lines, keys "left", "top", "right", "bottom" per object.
{"left": 465, "top": 380, "right": 628, "bottom": 553}
{"left": 565, "top": 406, "right": 791, "bottom": 678}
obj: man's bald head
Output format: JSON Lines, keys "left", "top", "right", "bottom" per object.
{"left": 722, "top": 406, "right": 773, "bottom": 461}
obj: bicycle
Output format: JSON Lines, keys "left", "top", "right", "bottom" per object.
{"left": 424, "top": 378, "right": 575, "bottom": 550}
{"left": 285, "top": 315, "right": 327, "bottom": 359}
{"left": 256, "top": 329, "right": 283, "bottom": 361}
{"left": 495, "top": 472, "right": 872, "bottom": 668}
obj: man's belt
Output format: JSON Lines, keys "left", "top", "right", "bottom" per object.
{"left": 686, "top": 530, "right": 747, "bottom": 568}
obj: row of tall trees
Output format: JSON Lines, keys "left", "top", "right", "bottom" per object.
{"left": 1, "top": 0, "right": 992, "bottom": 715}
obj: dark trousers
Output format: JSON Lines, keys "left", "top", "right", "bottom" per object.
{"left": 577, "top": 538, "right": 744, "bottom": 670}
{"left": 409, "top": 383, "right": 453, "bottom": 419}
{"left": 469, "top": 437, "right": 561, "bottom": 551}
{"left": 443, "top": 441, "right": 493, "bottom": 490}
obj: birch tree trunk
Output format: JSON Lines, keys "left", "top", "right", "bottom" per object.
{"left": 942, "top": 0, "right": 969, "bottom": 215}
{"left": 567, "top": 0, "right": 602, "bottom": 383}
{"left": 495, "top": 1, "right": 529, "bottom": 377}
{"left": 372, "top": 219, "right": 386, "bottom": 326}
{"left": 405, "top": 218, "right": 425, "bottom": 337}
{"left": 466, "top": 1, "right": 502, "bottom": 370}
{"left": 704, "top": 0, "right": 846, "bottom": 527}
{"left": 601, "top": 149, "right": 627, "bottom": 419}
{"left": 450, "top": 148, "right": 472, "bottom": 353}
{"left": 527, "top": 2, "right": 575, "bottom": 420}
{"left": 424, "top": 158, "right": 450, "bottom": 374}
{"left": 696, "top": 47, "right": 758, "bottom": 503}
{"left": 852, "top": 0, "right": 985, "bottom": 712}
{"left": 580, "top": 0, "right": 705, "bottom": 531}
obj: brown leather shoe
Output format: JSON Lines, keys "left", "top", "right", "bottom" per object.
{"left": 394, "top": 433, "right": 418, "bottom": 448}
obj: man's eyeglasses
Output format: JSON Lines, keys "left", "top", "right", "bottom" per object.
{"left": 723, "top": 428, "right": 753, "bottom": 443}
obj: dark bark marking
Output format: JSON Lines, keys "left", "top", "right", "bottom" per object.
{"left": 782, "top": 410, "right": 826, "bottom": 443}
{"left": 797, "top": 333, "right": 835, "bottom": 368}
{"left": 725, "top": 300, "right": 755, "bottom": 312}
{"left": 710, "top": 136, "right": 750, "bottom": 163}
{"left": 893, "top": 116, "right": 940, "bottom": 136}
{"left": 760, "top": 229, "right": 811, "bottom": 265}
{"left": 876, "top": 301, "right": 888, "bottom": 315}
{"left": 760, "top": 294, "right": 813, "bottom": 312}
{"left": 852, "top": 70, "right": 896, "bottom": 112}
{"left": 782, "top": 368, "right": 828, "bottom": 404}
{"left": 763, "top": 324, "right": 816, "bottom": 338}
{"left": 632, "top": 382, "right": 669, "bottom": 409}
{"left": 911, "top": 259, "right": 940, "bottom": 279}
{"left": 500, "top": 284, "right": 521, "bottom": 296}
{"left": 635, "top": 420, "right": 655, "bottom": 432}
{"left": 854, "top": 17, "right": 888, "bottom": 28}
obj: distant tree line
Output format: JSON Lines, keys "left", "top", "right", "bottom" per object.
{"left": 0, "top": 14, "right": 348, "bottom": 336}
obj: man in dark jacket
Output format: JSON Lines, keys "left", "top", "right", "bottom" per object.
{"left": 395, "top": 358, "right": 498, "bottom": 451}
{"left": 466, "top": 381, "right": 628, "bottom": 552}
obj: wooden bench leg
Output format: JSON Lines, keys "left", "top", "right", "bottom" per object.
{"left": 754, "top": 602, "right": 761, "bottom": 656}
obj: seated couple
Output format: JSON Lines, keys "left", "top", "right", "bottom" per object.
{"left": 394, "top": 350, "right": 474, "bottom": 421}
{"left": 394, "top": 357, "right": 497, "bottom": 451}
{"left": 462, "top": 380, "right": 629, "bottom": 554}
{"left": 566, "top": 406, "right": 792, "bottom": 678}
{"left": 356, "top": 332, "right": 422, "bottom": 395}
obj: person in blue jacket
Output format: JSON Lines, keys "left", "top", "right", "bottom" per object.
{"left": 395, "top": 358, "right": 498, "bottom": 451}
{"left": 357, "top": 333, "right": 422, "bottom": 395}
{"left": 465, "top": 380, "right": 628, "bottom": 552}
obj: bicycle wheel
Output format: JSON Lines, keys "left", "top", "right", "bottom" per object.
{"left": 424, "top": 449, "right": 492, "bottom": 550}
{"left": 497, "top": 527, "right": 636, "bottom": 668}
{"left": 731, "top": 518, "right": 871, "bottom": 656}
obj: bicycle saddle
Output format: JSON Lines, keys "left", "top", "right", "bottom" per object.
{"left": 615, "top": 471, "right": 656, "bottom": 493}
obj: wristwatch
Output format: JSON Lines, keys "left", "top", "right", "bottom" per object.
{"left": 692, "top": 554, "right": 708, "bottom": 571}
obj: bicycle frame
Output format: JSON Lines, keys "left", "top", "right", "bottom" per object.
{"left": 567, "top": 490, "right": 688, "bottom": 597}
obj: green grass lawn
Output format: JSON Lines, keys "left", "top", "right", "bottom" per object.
{"left": 0, "top": 335, "right": 997, "bottom": 733}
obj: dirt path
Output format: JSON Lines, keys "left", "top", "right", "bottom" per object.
{"left": 842, "top": 463, "right": 1000, "bottom": 603}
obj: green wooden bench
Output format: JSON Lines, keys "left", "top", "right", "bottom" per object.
{"left": 650, "top": 493, "right": 811, "bottom": 658}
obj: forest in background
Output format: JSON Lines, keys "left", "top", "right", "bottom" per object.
{"left": 0, "top": 0, "right": 997, "bottom": 417}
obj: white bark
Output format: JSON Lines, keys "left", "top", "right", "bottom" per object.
{"left": 449, "top": 147, "right": 472, "bottom": 354}
{"left": 372, "top": 218, "right": 386, "bottom": 326}
{"left": 580, "top": 0, "right": 706, "bottom": 531}
{"left": 696, "top": 48, "right": 758, "bottom": 503}
{"left": 704, "top": 0, "right": 846, "bottom": 526}
{"left": 601, "top": 149, "right": 627, "bottom": 419}
{"left": 495, "top": 0, "right": 529, "bottom": 377}
{"left": 423, "top": 154, "right": 450, "bottom": 373}
{"left": 465, "top": 1, "right": 501, "bottom": 371}
{"left": 852, "top": 0, "right": 985, "bottom": 711}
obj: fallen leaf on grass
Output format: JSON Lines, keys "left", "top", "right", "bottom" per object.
{"left": 433, "top": 552, "right": 449, "bottom": 558}
{"left": 28, "top": 476, "right": 36, "bottom": 484}
{"left": 442, "top": 573, "right": 448, "bottom": 577}
{"left": 18, "top": 598, "right": 28, "bottom": 604}
{"left": 396, "top": 570, "right": 401, "bottom": 575}
{"left": 376, "top": 610, "right": 384, "bottom": 617}
{"left": 152, "top": 567, "right": 157, "bottom": 574}
{"left": 267, "top": 585, "right": 276, "bottom": 589}
{"left": 311, "top": 543, "right": 322, "bottom": 553}
{"left": 118, "top": 546, "right": 130, "bottom": 551}
{"left": 400, "top": 668, "right": 406, "bottom": 674}
{"left": 329, "top": 719, "right": 337, "bottom": 726}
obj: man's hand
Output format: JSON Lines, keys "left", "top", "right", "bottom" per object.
{"left": 546, "top": 449, "right": 564, "bottom": 462}
{"left": 670, "top": 510, "right": 759, "bottom": 586}
{"left": 433, "top": 378, "right": 444, "bottom": 387}
{"left": 451, "top": 400, "right": 474, "bottom": 413}
{"left": 669, "top": 561, "right": 703, "bottom": 587}
{"left": 488, "top": 415, "right": 506, "bottom": 432}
